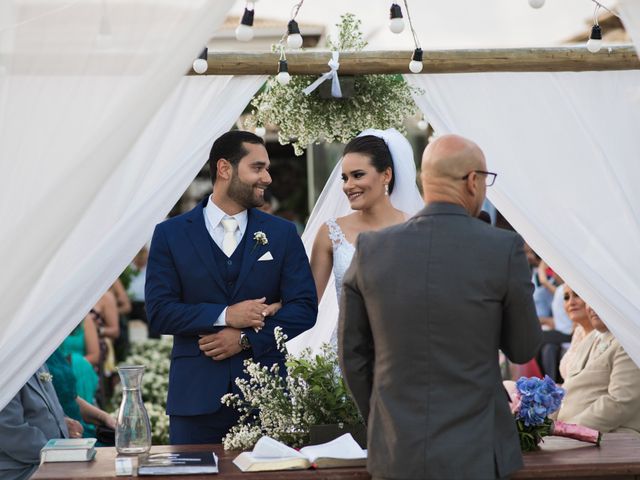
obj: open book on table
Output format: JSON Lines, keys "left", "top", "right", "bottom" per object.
{"left": 233, "top": 433, "right": 367, "bottom": 472}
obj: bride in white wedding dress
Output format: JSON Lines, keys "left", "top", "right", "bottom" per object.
{"left": 286, "top": 128, "right": 424, "bottom": 355}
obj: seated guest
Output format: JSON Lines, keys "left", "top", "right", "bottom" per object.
{"left": 127, "top": 246, "right": 160, "bottom": 339}
{"left": 109, "top": 278, "right": 131, "bottom": 362}
{"left": 58, "top": 316, "right": 101, "bottom": 404}
{"left": 46, "top": 349, "right": 116, "bottom": 440}
{"left": 558, "top": 285, "right": 594, "bottom": 380}
{"left": 537, "top": 282, "right": 573, "bottom": 382}
{"left": 557, "top": 305, "right": 640, "bottom": 434}
{"left": 532, "top": 258, "right": 557, "bottom": 319}
{"left": 0, "top": 366, "right": 69, "bottom": 480}
{"left": 128, "top": 246, "right": 148, "bottom": 322}
{"left": 88, "top": 292, "right": 120, "bottom": 404}
{"left": 90, "top": 290, "right": 120, "bottom": 341}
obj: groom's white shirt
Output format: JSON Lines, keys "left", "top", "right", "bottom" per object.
{"left": 203, "top": 195, "right": 248, "bottom": 326}
{"left": 204, "top": 195, "right": 248, "bottom": 251}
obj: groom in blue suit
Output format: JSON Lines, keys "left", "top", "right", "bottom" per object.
{"left": 146, "top": 130, "right": 317, "bottom": 444}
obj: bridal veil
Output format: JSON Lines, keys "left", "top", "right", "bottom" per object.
{"left": 287, "top": 128, "right": 424, "bottom": 355}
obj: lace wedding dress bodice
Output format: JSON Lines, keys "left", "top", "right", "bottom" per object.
{"left": 326, "top": 218, "right": 356, "bottom": 304}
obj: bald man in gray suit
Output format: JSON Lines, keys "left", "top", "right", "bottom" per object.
{"left": 0, "top": 365, "right": 69, "bottom": 480}
{"left": 339, "top": 135, "right": 541, "bottom": 480}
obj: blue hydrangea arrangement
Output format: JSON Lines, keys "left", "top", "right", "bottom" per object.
{"left": 512, "top": 375, "right": 565, "bottom": 451}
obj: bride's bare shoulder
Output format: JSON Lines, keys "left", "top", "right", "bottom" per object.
{"left": 336, "top": 213, "right": 359, "bottom": 227}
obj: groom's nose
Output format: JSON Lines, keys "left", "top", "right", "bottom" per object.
{"left": 261, "top": 169, "right": 272, "bottom": 185}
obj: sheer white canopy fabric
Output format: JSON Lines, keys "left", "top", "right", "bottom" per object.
{"left": 620, "top": 0, "right": 640, "bottom": 60}
{"left": 0, "top": 0, "right": 268, "bottom": 410}
{"left": 287, "top": 128, "right": 424, "bottom": 355}
{"left": 405, "top": 70, "right": 640, "bottom": 367}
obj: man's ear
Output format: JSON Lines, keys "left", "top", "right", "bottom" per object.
{"left": 217, "top": 158, "right": 232, "bottom": 180}
{"left": 465, "top": 172, "right": 479, "bottom": 196}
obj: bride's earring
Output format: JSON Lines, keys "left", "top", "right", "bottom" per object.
{"left": 384, "top": 183, "right": 389, "bottom": 196}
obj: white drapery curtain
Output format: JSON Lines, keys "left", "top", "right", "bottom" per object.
{"left": 0, "top": 0, "right": 268, "bottom": 410}
{"left": 405, "top": 70, "right": 640, "bottom": 367}
{"left": 620, "top": 1, "right": 640, "bottom": 61}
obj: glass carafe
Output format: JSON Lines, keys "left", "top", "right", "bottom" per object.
{"left": 116, "top": 365, "right": 151, "bottom": 454}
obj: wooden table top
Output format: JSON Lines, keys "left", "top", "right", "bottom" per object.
{"left": 513, "top": 432, "right": 640, "bottom": 479}
{"left": 33, "top": 432, "right": 640, "bottom": 480}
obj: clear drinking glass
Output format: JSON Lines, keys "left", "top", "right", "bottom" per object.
{"left": 116, "top": 365, "right": 152, "bottom": 454}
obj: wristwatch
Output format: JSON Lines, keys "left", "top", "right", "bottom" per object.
{"left": 239, "top": 331, "right": 251, "bottom": 351}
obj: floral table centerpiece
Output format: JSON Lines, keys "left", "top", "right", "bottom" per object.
{"left": 246, "top": 13, "right": 421, "bottom": 155}
{"left": 221, "top": 328, "right": 363, "bottom": 450}
{"left": 510, "top": 376, "right": 601, "bottom": 451}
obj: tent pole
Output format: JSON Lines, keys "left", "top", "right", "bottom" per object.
{"left": 191, "top": 46, "right": 639, "bottom": 75}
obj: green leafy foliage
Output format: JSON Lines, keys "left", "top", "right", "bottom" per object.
{"left": 118, "top": 265, "right": 135, "bottom": 290}
{"left": 221, "top": 328, "right": 363, "bottom": 450}
{"left": 517, "top": 417, "right": 554, "bottom": 452}
{"left": 246, "top": 13, "right": 421, "bottom": 155}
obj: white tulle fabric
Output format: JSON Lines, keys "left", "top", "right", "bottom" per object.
{"left": 287, "top": 128, "right": 424, "bottom": 355}
{"left": 405, "top": 69, "right": 640, "bottom": 368}
{"left": 0, "top": 0, "right": 269, "bottom": 410}
{"left": 620, "top": 1, "right": 640, "bottom": 63}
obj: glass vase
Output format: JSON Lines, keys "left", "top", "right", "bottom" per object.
{"left": 116, "top": 365, "right": 151, "bottom": 454}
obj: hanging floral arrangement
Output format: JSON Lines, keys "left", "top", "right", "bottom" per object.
{"left": 246, "top": 14, "right": 421, "bottom": 155}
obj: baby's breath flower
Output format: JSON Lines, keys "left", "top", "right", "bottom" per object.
{"left": 246, "top": 14, "right": 422, "bottom": 156}
{"left": 113, "top": 337, "right": 173, "bottom": 445}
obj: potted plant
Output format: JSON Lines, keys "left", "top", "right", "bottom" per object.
{"left": 221, "top": 328, "right": 365, "bottom": 450}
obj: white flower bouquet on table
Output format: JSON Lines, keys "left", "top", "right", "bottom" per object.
{"left": 221, "top": 328, "right": 363, "bottom": 451}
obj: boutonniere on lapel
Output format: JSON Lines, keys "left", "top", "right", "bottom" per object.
{"left": 252, "top": 231, "right": 268, "bottom": 253}
{"left": 38, "top": 372, "right": 53, "bottom": 383}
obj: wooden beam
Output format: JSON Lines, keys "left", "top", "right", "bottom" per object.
{"left": 192, "top": 46, "right": 639, "bottom": 75}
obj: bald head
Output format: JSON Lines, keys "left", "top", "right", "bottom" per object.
{"left": 420, "top": 134, "right": 488, "bottom": 216}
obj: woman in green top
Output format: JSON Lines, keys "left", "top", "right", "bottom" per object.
{"left": 46, "top": 349, "right": 115, "bottom": 440}
{"left": 56, "top": 317, "right": 100, "bottom": 405}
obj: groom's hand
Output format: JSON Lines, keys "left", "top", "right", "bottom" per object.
{"left": 198, "top": 328, "right": 242, "bottom": 360}
{"left": 262, "top": 301, "right": 282, "bottom": 317}
{"left": 226, "top": 297, "right": 267, "bottom": 329}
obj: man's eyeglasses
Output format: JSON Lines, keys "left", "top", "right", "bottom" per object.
{"left": 461, "top": 170, "right": 497, "bottom": 187}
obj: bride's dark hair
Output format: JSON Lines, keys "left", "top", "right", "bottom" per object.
{"left": 343, "top": 135, "right": 395, "bottom": 194}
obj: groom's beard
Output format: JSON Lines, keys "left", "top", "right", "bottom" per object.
{"left": 228, "top": 173, "right": 265, "bottom": 209}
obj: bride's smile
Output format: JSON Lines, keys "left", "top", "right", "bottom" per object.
{"left": 341, "top": 152, "right": 390, "bottom": 210}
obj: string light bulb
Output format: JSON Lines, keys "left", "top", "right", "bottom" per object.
{"left": 287, "top": 20, "right": 303, "bottom": 49}
{"left": 528, "top": 0, "right": 545, "bottom": 8}
{"left": 389, "top": 3, "right": 405, "bottom": 34}
{"left": 235, "top": 5, "right": 255, "bottom": 42}
{"left": 409, "top": 48, "right": 423, "bottom": 73}
{"left": 587, "top": 24, "right": 603, "bottom": 53}
{"left": 276, "top": 60, "right": 291, "bottom": 85}
{"left": 192, "top": 47, "right": 208, "bottom": 74}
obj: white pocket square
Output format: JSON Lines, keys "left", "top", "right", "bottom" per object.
{"left": 258, "top": 251, "right": 273, "bottom": 261}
